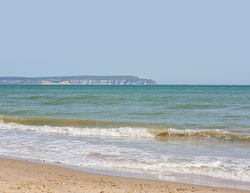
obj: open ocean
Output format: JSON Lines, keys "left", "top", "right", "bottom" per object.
{"left": 0, "top": 85, "right": 249, "bottom": 190}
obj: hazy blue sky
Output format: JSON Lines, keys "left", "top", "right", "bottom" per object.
{"left": 0, "top": 0, "right": 249, "bottom": 84}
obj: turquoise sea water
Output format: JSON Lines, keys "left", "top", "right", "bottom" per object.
{"left": 0, "top": 85, "right": 249, "bottom": 189}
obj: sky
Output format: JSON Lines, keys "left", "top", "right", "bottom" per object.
{"left": 0, "top": 0, "right": 250, "bottom": 85}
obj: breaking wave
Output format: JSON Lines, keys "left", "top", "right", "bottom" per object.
{"left": 0, "top": 115, "right": 249, "bottom": 142}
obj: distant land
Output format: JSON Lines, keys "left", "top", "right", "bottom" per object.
{"left": 0, "top": 76, "right": 157, "bottom": 85}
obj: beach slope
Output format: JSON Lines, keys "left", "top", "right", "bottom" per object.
{"left": 0, "top": 158, "right": 248, "bottom": 193}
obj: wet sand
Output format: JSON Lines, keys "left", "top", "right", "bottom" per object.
{"left": 0, "top": 158, "right": 248, "bottom": 193}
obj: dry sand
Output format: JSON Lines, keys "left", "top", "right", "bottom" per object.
{"left": 0, "top": 158, "right": 248, "bottom": 193}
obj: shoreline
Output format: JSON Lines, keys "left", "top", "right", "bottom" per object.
{"left": 0, "top": 158, "right": 248, "bottom": 193}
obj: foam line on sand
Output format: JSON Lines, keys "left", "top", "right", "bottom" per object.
{"left": 0, "top": 158, "right": 248, "bottom": 193}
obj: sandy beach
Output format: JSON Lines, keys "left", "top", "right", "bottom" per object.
{"left": 0, "top": 158, "right": 248, "bottom": 193}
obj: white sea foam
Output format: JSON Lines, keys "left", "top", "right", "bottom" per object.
{"left": 0, "top": 123, "right": 249, "bottom": 190}
{"left": 0, "top": 120, "right": 154, "bottom": 138}
{"left": 1, "top": 120, "right": 249, "bottom": 142}
{"left": 77, "top": 158, "right": 250, "bottom": 183}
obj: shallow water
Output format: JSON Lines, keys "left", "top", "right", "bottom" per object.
{"left": 0, "top": 85, "right": 249, "bottom": 189}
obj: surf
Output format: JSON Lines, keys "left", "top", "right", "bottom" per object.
{"left": 1, "top": 115, "right": 249, "bottom": 142}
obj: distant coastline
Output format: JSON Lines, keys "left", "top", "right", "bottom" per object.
{"left": 0, "top": 75, "right": 157, "bottom": 85}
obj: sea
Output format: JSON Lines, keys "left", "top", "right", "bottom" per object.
{"left": 0, "top": 85, "right": 249, "bottom": 190}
